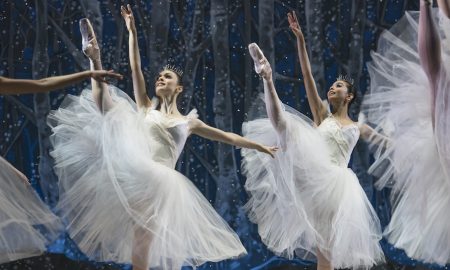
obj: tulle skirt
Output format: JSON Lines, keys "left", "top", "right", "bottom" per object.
{"left": 0, "top": 157, "right": 62, "bottom": 263}
{"left": 362, "top": 10, "right": 450, "bottom": 265}
{"left": 241, "top": 102, "right": 384, "bottom": 269}
{"left": 48, "top": 86, "right": 246, "bottom": 270}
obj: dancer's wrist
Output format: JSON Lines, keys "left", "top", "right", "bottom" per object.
{"left": 264, "top": 76, "right": 273, "bottom": 83}
{"left": 85, "top": 71, "right": 94, "bottom": 78}
{"left": 87, "top": 70, "right": 101, "bottom": 79}
{"left": 296, "top": 34, "right": 305, "bottom": 44}
{"left": 256, "top": 143, "right": 265, "bottom": 152}
{"left": 127, "top": 24, "right": 137, "bottom": 34}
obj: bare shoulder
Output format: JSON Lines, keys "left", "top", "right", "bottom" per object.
{"left": 343, "top": 119, "right": 357, "bottom": 126}
{"left": 358, "top": 123, "right": 373, "bottom": 139}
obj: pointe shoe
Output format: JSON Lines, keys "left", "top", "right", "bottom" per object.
{"left": 80, "top": 18, "right": 100, "bottom": 61}
{"left": 248, "top": 43, "right": 272, "bottom": 80}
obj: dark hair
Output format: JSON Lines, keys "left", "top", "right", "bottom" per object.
{"left": 342, "top": 80, "right": 357, "bottom": 108}
{"left": 174, "top": 72, "right": 183, "bottom": 86}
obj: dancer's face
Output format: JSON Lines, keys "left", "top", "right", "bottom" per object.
{"left": 327, "top": 80, "right": 353, "bottom": 106}
{"left": 155, "top": 70, "right": 183, "bottom": 97}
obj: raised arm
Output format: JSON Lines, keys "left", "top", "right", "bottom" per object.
{"left": 121, "top": 5, "right": 151, "bottom": 109}
{"left": 190, "top": 119, "right": 278, "bottom": 158}
{"left": 288, "top": 11, "right": 327, "bottom": 125}
{"left": 248, "top": 43, "right": 287, "bottom": 135}
{"left": 0, "top": 71, "right": 122, "bottom": 95}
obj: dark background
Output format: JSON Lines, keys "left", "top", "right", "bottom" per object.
{"left": 0, "top": 0, "right": 445, "bottom": 269}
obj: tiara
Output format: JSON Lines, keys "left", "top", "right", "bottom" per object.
{"left": 337, "top": 74, "right": 354, "bottom": 85}
{"left": 163, "top": 64, "right": 184, "bottom": 77}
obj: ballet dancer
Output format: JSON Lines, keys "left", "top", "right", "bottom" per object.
{"left": 240, "top": 11, "right": 384, "bottom": 270}
{"left": 49, "top": 6, "right": 277, "bottom": 270}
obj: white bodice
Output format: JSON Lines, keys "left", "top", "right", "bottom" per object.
{"left": 142, "top": 109, "right": 198, "bottom": 168}
{"left": 317, "top": 116, "right": 360, "bottom": 167}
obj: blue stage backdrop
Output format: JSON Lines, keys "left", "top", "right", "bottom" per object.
{"left": 0, "top": 0, "right": 446, "bottom": 269}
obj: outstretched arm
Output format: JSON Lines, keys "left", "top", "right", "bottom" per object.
{"left": 0, "top": 157, "right": 30, "bottom": 185}
{"left": 288, "top": 11, "right": 328, "bottom": 125}
{"left": 0, "top": 71, "right": 121, "bottom": 95}
{"left": 190, "top": 119, "right": 278, "bottom": 158}
{"left": 121, "top": 5, "right": 151, "bottom": 109}
{"left": 359, "top": 123, "right": 391, "bottom": 149}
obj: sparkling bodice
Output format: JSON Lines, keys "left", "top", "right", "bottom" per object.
{"left": 143, "top": 109, "right": 198, "bottom": 168}
{"left": 317, "top": 116, "right": 360, "bottom": 167}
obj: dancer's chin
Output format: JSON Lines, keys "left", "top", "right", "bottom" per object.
{"left": 156, "top": 88, "right": 177, "bottom": 98}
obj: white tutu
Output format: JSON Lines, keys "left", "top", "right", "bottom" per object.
{"left": 362, "top": 10, "right": 450, "bottom": 265}
{"left": 0, "top": 157, "right": 62, "bottom": 263}
{"left": 242, "top": 100, "right": 384, "bottom": 269}
{"left": 48, "top": 86, "right": 246, "bottom": 270}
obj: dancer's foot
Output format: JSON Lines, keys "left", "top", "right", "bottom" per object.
{"left": 80, "top": 18, "right": 100, "bottom": 61}
{"left": 248, "top": 43, "right": 272, "bottom": 80}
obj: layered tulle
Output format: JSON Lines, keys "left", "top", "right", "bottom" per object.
{"left": 48, "top": 86, "right": 246, "bottom": 270}
{"left": 242, "top": 100, "right": 384, "bottom": 269}
{"left": 0, "top": 157, "right": 63, "bottom": 263}
{"left": 361, "top": 10, "right": 450, "bottom": 265}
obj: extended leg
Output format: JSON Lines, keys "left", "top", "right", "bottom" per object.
{"left": 80, "top": 18, "right": 114, "bottom": 112}
{"left": 419, "top": 0, "right": 442, "bottom": 123}
{"left": 248, "top": 43, "right": 287, "bottom": 141}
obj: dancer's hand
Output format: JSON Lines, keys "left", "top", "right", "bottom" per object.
{"left": 90, "top": 70, "right": 123, "bottom": 83}
{"left": 121, "top": 4, "right": 136, "bottom": 33}
{"left": 287, "top": 11, "right": 303, "bottom": 39}
{"left": 258, "top": 145, "right": 279, "bottom": 158}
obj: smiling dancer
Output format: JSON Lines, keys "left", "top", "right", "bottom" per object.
{"left": 48, "top": 6, "right": 277, "bottom": 270}
{"left": 240, "top": 12, "right": 384, "bottom": 270}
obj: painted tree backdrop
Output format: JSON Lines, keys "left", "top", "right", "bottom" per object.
{"left": 0, "top": 0, "right": 443, "bottom": 269}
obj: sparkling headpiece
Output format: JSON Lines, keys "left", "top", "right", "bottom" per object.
{"left": 337, "top": 74, "right": 354, "bottom": 85}
{"left": 163, "top": 64, "right": 184, "bottom": 77}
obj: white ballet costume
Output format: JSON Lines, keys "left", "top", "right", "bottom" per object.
{"left": 242, "top": 105, "right": 384, "bottom": 269}
{"left": 0, "top": 157, "right": 63, "bottom": 263}
{"left": 48, "top": 86, "right": 246, "bottom": 270}
{"left": 362, "top": 9, "right": 450, "bottom": 265}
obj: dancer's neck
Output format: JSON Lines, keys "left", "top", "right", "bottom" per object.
{"left": 159, "top": 95, "right": 181, "bottom": 116}
{"left": 330, "top": 103, "right": 350, "bottom": 120}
